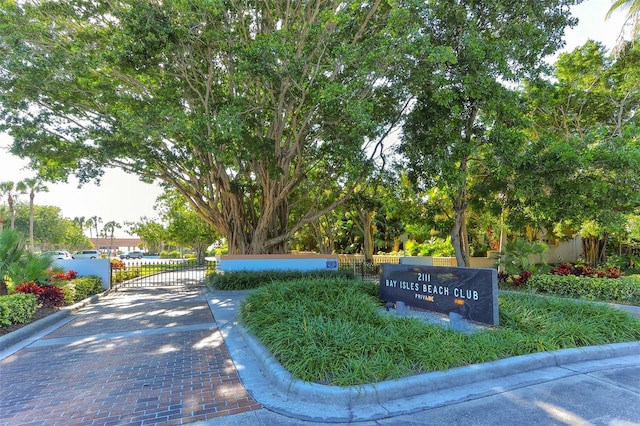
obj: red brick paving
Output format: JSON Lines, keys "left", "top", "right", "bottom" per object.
{"left": 0, "top": 288, "right": 261, "bottom": 425}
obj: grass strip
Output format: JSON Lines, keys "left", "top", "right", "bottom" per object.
{"left": 239, "top": 278, "right": 640, "bottom": 387}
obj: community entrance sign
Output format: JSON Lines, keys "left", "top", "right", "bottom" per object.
{"left": 380, "top": 264, "right": 499, "bottom": 326}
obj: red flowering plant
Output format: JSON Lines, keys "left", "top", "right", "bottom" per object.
{"left": 550, "top": 262, "right": 573, "bottom": 276}
{"left": 48, "top": 269, "right": 78, "bottom": 282}
{"left": 38, "top": 285, "right": 66, "bottom": 307}
{"left": 551, "top": 262, "right": 621, "bottom": 279}
{"left": 15, "top": 281, "right": 42, "bottom": 295}
{"left": 110, "top": 259, "right": 125, "bottom": 270}
{"left": 15, "top": 281, "right": 66, "bottom": 307}
{"left": 498, "top": 270, "right": 532, "bottom": 287}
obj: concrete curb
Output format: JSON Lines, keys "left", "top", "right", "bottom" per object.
{"left": 241, "top": 325, "right": 640, "bottom": 407}
{"left": 207, "top": 289, "right": 640, "bottom": 422}
{"left": 0, "top": 289, "right": 113, "bottom": 351}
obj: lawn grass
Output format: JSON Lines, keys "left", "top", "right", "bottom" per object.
{"left": 239, "top": 278, "right": 640, "bottom": 387}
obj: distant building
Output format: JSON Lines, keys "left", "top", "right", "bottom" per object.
{"left": 93, "top": 237, "right": 143, "bottom": 255}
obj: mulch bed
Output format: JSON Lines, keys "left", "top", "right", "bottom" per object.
{"left": 0, "top": 306, "right": 59, "bottom": 337}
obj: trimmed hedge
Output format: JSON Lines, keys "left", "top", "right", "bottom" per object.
{"left": 208, "top": 269, "right": 356, "bottom": 291}
{"left": 0, "top": 293, "right": 38, "bottom": 328}
{"left": 59, "top": 276, "right": 104, "bottom": 304}
{"left": 526, "top": 274, "right": 640, "bottom": 305}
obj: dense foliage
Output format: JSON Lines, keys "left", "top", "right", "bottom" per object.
{"left": 240, "top": 279, "right": 640, "bottom": 386}
{"left": 0, "top": 0, "right": 412, "bottom": 254}
{"left": 0, "top": 293, "right": 38, "bottom": 328}
{"left": 526, "top": 274, "right": 640, "bottom": 305}
{"left": 207, "top": 269, "right": 356, "bottom": 291}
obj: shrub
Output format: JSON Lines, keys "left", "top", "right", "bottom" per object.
{"left": 110, "top": 259, "right": 125, "bottom": 270}
{"left": 527, "top": 274, "right": 640, "bottom": 305}
{"left": 49, "top": 269, "right": 78, "bottom": 282}
{"left": 208, "top": 269, "right": 356, "bottom": 291}
{"left": 159, "top": 250, "right": 183, "bottom": 259}
{"left": 71, "top": 276, "right": 103, "bottom": 302}
{"left": 112, "top": 269, "right": 140, "bottom": 283}
{"left": 38, "top": 285, "right": 66, "bottom": 308}
{"left": 550, "top": 262, "right": 622, "bottom": 279}
{"left": 0, "top": 293, "right": 38, "bottom": 328}
{"left": 15, "top": 281, "right": 42, "bottom": 295}
{"left": 58, "top": 282, "right": 76, "bottom": 305}
{"left": 499, "top": 270, "right": 532, "bottom": 287}
{"left": 498, "top": 238, "right": 547, "bottom": 275}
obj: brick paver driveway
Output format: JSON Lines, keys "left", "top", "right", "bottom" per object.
{"left": 0, "top": 285, "right": 261, "bottom": 426}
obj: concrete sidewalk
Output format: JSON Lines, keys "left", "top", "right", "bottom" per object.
{"left": 199, "top": 290, "right": 640, "bottom": 425}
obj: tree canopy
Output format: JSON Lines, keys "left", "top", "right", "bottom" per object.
{"left": 0, "top": 0, "right": 409, "bottom": 254}
{"left": 399, "top": 0, "right": 579, "bottom": 266}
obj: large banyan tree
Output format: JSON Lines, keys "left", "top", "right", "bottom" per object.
{"left": 0, "top": 0, "right": 409, "bottom": 254}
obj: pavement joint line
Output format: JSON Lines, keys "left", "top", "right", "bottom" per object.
{"left": 0, "top": 315, "right": 76, "bottom": 360}
{"left": 27, "top": 322, "right": 219, "bottom": 348}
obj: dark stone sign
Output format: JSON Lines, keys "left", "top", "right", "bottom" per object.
{"left": 380, "top": 264, "right": 499, "bottom": 326}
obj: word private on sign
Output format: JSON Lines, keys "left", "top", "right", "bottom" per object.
{"left": 380, "top": 264, "right": 498, "bottom": 326}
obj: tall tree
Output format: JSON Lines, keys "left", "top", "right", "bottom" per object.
{"left": 125, "top": 218, "right": 167, "bottom": 253}
{"left": 519, "top": 41, "right": 640, "bottom": 265}
{"left": 398, "top": 0, "right": 578, "bottom": 266}
{"left": 85, "top": 217, "right": 94, "bottom": 241}
{"left": 0, "top": 181, "right": 18, "bottom": 229}
{"left": 88, "top": 216, "right": 102, "bottom": 250}
{"left": 102, "top": 220, "right": 121, "bottom": 257}
{"left": 156, "top": 191, "right": 220, "bottom": 263}
{"left": 13, "top": 203, "right": 91, "bottom": 250}
{"left": 16, "top": 176, "right": 48, "bottom": 252}
{"left": 73, "top": 216, "right": 86, "bottom": 233}
{"left": 0, "top": 0, "right": 412, "bottom": 254}
{"left": 607, "top": 0, "right": 640, "bottom": 39}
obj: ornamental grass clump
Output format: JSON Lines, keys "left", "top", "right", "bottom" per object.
{"left": 240, "top": 279, "right": 640, "bottom": 387}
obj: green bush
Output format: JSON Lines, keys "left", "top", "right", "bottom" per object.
{"left": 58, "top": 282, "right": 76, "bottom": 305}
{"left": 0, "top": 293, "right": 38, "bottom": 328}
{"left": 159, "top": 251, "right": 182, "bottom": 259}
{"left": 208, "top": 269, "right": 356, "bottom": 291}
{"left": 499, "top": 238, "right": 548, "bottom": 275}
{"left": 405, "top": 238, "right": 455, "bottom": 257}
{"left": 112, "top": 270, "right": 140, "bottom": 283}
{"left": 57, "top": 276, "right": 103, "bottom": 303}
{"left": 71, "top": 276, "right": 104, "bottom": 302}
{"left": 526, "top": 274, "right": 640, "bottom": 305}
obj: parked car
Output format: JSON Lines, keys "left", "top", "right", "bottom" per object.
{"left": 39, "top": 250, "right": 73, "bottom": 260}
{"left": 73, "top": 250, "right": 101, "bottom": 259}
{"left": 119, "top": 250, "right": 144, "bottom": 259}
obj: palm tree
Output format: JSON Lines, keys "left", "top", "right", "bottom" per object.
{"left": 0, "top": 181, "right": 18, "bottom": 229}
{"left": 103, "top": 221, "right": 121, "bottom": 258}
{"left": 607, "top": 0, "right": 640, "bottom": 39}
{"left": 0, "top": 205, "right": 7, "bottom": 231}
{"left": 17, "top": 177, "right": 49, "bottom": 252}
{"left": 73, "top": 216, "right": 86, "bottom": 232}
{"left": 85, "top": 217, "right": 94, "bottom": 240}
{"left": 89, "top": 216, "right": 102, "bottom": 252}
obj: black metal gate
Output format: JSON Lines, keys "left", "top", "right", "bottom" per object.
{"left": 112, "top": 259, "right": 216, "bottom": 288}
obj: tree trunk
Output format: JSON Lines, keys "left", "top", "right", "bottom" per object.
{"left": 194, "top": 241, "right": 208, "bottom": 264}
{"left": 582, "top": 234, "right": 608, "bottom": 266}
{"left": 8, "top": 194, "right": 15, "bottom": 230}
{"left": 451, "top": 186, "right": 470, "bottom": 267}
{"left": 361, "top": 212, "right": 375, "bottom": 263}
{"left": 29, "top": 192, "right": 35, "bottom": 251}
{"left": 0, "top": 279, "right": 7, "bottom": 296}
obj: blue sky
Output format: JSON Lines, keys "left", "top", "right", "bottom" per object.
{"left": 0, "top": 0, "right": 626, "bottom": 236}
